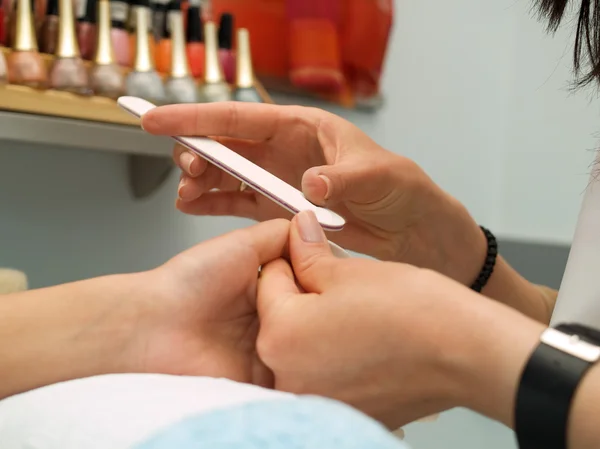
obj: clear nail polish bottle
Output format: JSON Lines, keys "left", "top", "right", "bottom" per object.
{"left": 125, "top": 0, "right": 165, "bottom": 103}
{"left": 90, "top": 0, "right": 125, "bottom": 98}
{"left": 198, "top": 20, "right": 230, "bottom": 103}
{"left": 164, "top": 2, "right": 196, "bottom": 103}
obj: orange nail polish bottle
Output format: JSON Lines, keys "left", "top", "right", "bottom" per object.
{"left": 185, "top": 0, "right": 202, "bottom": 78}
{"left": 155, "top": 0, "right": 179, "bottom": 73}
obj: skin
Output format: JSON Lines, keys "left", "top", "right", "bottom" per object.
{"left": 141, "top": 102, "right": 554, "bottom": 323}
{"left": 256, "top": 211, "right": 600, "bottom": 449}
{"left": 0, "top": 219, "right": 289, "bottom": 400}
{"left": 0, "top": 212, "right": 595, "bottom": 448}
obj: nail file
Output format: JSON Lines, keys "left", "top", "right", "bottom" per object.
{"left": 117, "top": 96, "right": 346, "bottom": 232}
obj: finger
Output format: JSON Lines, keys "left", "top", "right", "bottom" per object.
{"left": 142, "top": 102, "right": 320, "bottom": 142}
{"left": 176, "top": 191, "right": 261, "bottom": 220}
{"left": 240, "top": 219, "right": 291, "bottom": 266}
{"left": 173, "top": 144, "right": 208, "bottom": 177}
{"left": 177, "top": 164, "right": 240, "bottom": 202}
{"left": 289, "top": 210, "right": 339, "bottom": 293}
{"left": 302, "top": 158, "right": 392, "bottom": 207}
{"left": 257, "top": 258, "right": 300, "bottom": 316}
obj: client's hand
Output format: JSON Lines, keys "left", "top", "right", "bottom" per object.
{"left": 256, "top": 211, "right": 545, "bottom": 430}
{"left": 132, "top": 219, "right": 290, "bottom": 386}
{"left": 0, "top": 220, "right": 288, "bottom": 399}
{"left": 141, "top": 103, "right": 485, "bottom": 286}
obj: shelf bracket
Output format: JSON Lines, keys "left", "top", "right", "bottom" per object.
{"left": 128, "top": 155, "right": 175, "bottom": 199}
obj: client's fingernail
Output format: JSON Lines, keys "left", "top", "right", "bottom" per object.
{"left": 180, "top": 152, "right": 195, "bottom": 175}
{"left": 297, "top": 210, "right": 325, "bottom": 243}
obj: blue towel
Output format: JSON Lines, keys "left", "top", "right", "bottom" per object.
{"left": 135, "top": 396, "right": 411, "bottom": 449}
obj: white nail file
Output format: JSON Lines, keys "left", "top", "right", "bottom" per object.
{"left": 117, "top": 96, "right": 346, "bottom": 232}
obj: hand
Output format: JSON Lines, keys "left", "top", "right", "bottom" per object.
{"left": 130, "top": 219, "right": 290, "bottom": 386}
{"left": 141, "top": 103, "right": 486, "bottom": 286}
{"left": 255, "top": 211, "right": 545, "bottom": 429}
{"left": 0, "top": 219, "right": 289, "bottom": 400}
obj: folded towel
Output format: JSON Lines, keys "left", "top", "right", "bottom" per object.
{"left": 0, "top": 269, "right": 28, "bottom": 294}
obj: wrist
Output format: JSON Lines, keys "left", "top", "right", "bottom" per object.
{"left": 0, "top": 273, "right": 143, "bottom": 398}
{"left": 482, "top": 256, "right": 554, "bottom": 324}
{"left": 449, "top": 298, "right": 545, "bottom": 425}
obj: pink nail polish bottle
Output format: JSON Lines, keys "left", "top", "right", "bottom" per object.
{"left": 109, "top": 0, "right": 130, "bottom": 66}
{"left": 217, "top": 11, "right": 234, "bottom": 84}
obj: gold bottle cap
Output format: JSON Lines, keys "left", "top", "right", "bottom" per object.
{"left": 94, "top": 0, "right": 116, "bottom": 64}
{"left": 235, "top": 28, "right": 254, "bottom": 89}
{"left": 56, "top": 0, "right": 81, "bottom": 57}
{"left": 169, "top": 11, "right": 190, "bottom": 78}
{"left": 13, "top": 0, "right": 38, "bottom": 51}
{"left": 204, "top": 21, "right": 224, "bottom": 84}
{"left": 133, "top": 5, "right": 155, "bottom": 72}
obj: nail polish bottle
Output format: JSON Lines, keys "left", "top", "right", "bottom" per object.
{"left": 217, "top": 12, "right": 234, "bottom": 83}
{"left": 154, "top": 0, "right": 177, "bottom": 73}
{"left": 185, "top": 0, "right": 203, "bottom": 78}
{"left": 164, "top": 4, "right": 196, "bottom": 103}
{"left": 233, "top": 28, "right": 261, "bottom": 103}
{"left": 8, "top": 0, "right": 33, "bottom": 49}
{"left": 0, "top": 48, "right": 7, "bottom": 82}
{"left": 39, "top": 0, "right": 57, "bottom": 53}
{"left": 90, "top": 0, "right": 124, "bottom": 97}
{"left": 0, "top": 0, "right": 6, "bottom": 46}
{"left": 75, "top": 0, "right": 96, "bottom": 59}
{"left": 34, "top": 0, "right": 46, "bottom": 40}
{"left": 149, "top": 0, "right": 166, "bottom": 42}
{"left": 128, "top": 0, "right": 154, "bottom": 66}
{"left": 108, "top": 0, "right": 129, "bottom": 65}
{"left": 125, "top": 0, "right": 165, "bottom": 102}
{"left": 198, "top": 20, "right": 229, "bottom": 102}
{"left": 49, "top": 0, "right": 91, "bottom": 94}
{"left": 7, "top": 0, "right": 48, "bottom": 87}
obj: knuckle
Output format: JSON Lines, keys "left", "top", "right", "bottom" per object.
{"left": 225, "top": 102, "right": 240, "bottom": 137}
{"left": 295, "top": 250, "right": 327, "bottom": 277}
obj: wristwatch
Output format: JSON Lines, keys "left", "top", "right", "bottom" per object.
{"left": 515, "top": 323, "right": 600, "bottom": 449}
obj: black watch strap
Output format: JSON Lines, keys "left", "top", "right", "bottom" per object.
{"left": 515, "top": 325, "right": 600, "bottom": 449}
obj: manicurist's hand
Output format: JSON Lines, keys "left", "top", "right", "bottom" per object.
{"left": 141, "top": 103, "right": 554, "bottom": 324}
{"left": 256, "top": 210, "right": 549, "bottom": 431}
{"left": 140, "top": 102, "right": 485, "bottom": 286}
{"left": 0, "top": 219, "right": 289, "bottom": 399}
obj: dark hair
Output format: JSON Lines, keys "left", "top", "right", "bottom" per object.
{"left": 535, "top": 0, "right": 600, "bottom": 87}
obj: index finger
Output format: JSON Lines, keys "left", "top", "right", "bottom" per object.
{"left": 141, "top": 102, "right": 318, "bottom": 142}
{"left": 238, "top": 218, "right": 291, "bottom": 266}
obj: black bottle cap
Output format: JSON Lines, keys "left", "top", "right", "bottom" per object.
{"left": 218, "top": 12, "right": 234, "bottom": 50}
{"left": 79, "top": 0, "right": 98, "bottom": 23}
{"left": 166, "top": 0, "right": 180, "bottom": 11}
{"left": 110, "top": 0, "right": 130, "bottom": 29}
{"left": 160, "top": 0, "right": 179, "bottom": 38}
{"left": 135, "top": 0, "right": 151, "bottom": 9}
{"left": 45, "top": 0, "right": 58, "bottom": 16}
{"left": 186, "top": 4, "right": 203, "bottom": 42}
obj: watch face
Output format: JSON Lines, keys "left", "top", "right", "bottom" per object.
{"left": 555, "top": 323, "right": 600, "bottom": 346}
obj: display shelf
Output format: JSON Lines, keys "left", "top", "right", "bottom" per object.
{"left": 0, "top": 51, "right": 274, "bottom": 198}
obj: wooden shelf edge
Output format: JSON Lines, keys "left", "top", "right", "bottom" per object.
{"left": 0, "top": 84, "right": 141, "bottom": 126}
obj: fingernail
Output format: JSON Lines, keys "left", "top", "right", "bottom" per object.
{"left": 177, "top": 177, "right": 187, "bottom": 199}
{"left": 297, "top": 210, "right": 325, "bottom": 243}
{"left": 318, "top": 175, "right": 331, "bottom": 200}
{"left": 180, "top": 152, "right": 195, "bottom": 175}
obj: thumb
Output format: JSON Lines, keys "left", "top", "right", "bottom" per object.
{"left": 302, "top": 160, "right": 375, "bottom": 206}
{"left": 290, "top": 211, "right": 338, "bottom": 293}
